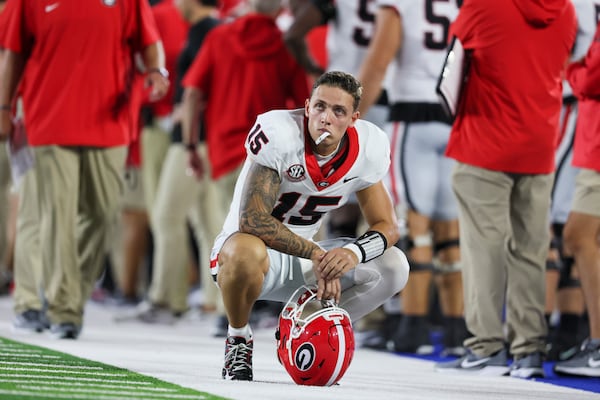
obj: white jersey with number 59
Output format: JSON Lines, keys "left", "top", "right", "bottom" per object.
{"left": 386, "top": 0, "right": 459, "bottom": 104}
{"left": 211, "top": 108, "right": 390, "bottom": 263}
{"left": 325, "top": 0, "right": 401, "bottom": 74}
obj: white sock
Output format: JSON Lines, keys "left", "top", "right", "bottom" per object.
{"left": 228, "top": 324, "right": 252, "bottom": 341}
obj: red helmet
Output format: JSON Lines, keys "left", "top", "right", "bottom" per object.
{"left": 276, "top": 286, "right": 355, "bottom": 386}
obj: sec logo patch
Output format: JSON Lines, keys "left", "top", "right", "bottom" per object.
{"left": 286, "top": 164, "right": 306, "bottom": 182}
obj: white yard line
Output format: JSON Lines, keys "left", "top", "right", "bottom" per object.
{"left": 0, "top": 379, "right": 177, "bottom": 391}
{"left": 0, "top": 360, "right": 104, "bottom": 369}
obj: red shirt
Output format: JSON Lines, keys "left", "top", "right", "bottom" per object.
{"left": 307, "top": 25, "right": 328, "bottom": 71}
{"left": 445, "top": 0, "right": 576, "bottom": 174}
{"left": 183, "top": 14, "right": 309, "bottom": 179}
{"left": 567, "top": 23, "right": 600, "bottom": 172}
{"left": 3, "top": 0, "right": 159, "bottom": 147}
{"left": 150, "top": 0, "right": 189, "bottom": 117}
{"left": 0, "top": 0, "right": 13, "bottom": 48}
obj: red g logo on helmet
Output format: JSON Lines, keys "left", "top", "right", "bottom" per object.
{"left": 276, "top": 286, "right": 355, "bottom": 386}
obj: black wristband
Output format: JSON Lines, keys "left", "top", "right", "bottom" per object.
{"left": 0, "top": 105, "right": 11, "bottom": 111}
{"left": 185, "top": 142, "right": 197, "bottom": 151}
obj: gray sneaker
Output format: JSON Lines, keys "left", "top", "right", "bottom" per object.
{"left": 435, "top": 348, "right": 509, "bottom": 376}
{"left": 12, "top": 310, "right": 49, "bottom": 333}
{"left": 113, "top": 301, "right": 182, "bottom": 325}
{"left": 510, "top": 352, "right": 545, "bottom": 378}
{"left": 554, "top": 338, "right": 600, "bottom": 377}
{"left": 48, "top": 322, "right": 81, "bottom": 340}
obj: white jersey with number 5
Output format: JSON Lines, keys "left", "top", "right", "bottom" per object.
{"left": 210, "top": 108, "right": 390, "bottom": 271}
{"left": 386, "top": 0, "right": 459, "bottom": 104}
{"left": 326, "top": 0, "right": 400, "bottom": 74}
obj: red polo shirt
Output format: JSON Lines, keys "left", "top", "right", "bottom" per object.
{"left": 567, "top": 23, "right": 600, "bottom": 172}
{"left": 3, "top": 0, "right": 159, "bottom": 147}
{"left": 150, "top": 0, "right": 188, "bottom": 117}
{"left": 183, "top": 14, "right": 309, "bottom": 179}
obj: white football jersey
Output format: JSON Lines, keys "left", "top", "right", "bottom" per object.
{"left": 386, "top": 0, "right": 459, "bottom": 104}
{"left": 211, "top": 108, "right": 390, "bottom": 259}
{"left": 326, "top": 0, "right": 401, "bottom": 74}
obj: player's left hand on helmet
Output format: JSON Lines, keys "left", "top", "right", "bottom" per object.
{"left": 318, "top": 247, "right": 358, "bottom": 280}
{"left": 316, "top": 277, "right": 341, "bottom": 305}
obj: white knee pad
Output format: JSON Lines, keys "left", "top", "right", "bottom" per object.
{"left": 433, "top": 259, "right": 462, "bottom": 274}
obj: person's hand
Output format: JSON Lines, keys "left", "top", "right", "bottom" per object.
{"left": 316, "top": 277, "right": 341, "bottom": 304}
{"left": 317, "top": 247, "right": 359, "bottom": 281}
{"left": 145, "top": 70, "right": 169, "bottom": 102}
{"left": 0, "top": 109, "right": 13, "bottom": 142}
{"left": 186, "top": 146, "right": 204, "bottom": 179}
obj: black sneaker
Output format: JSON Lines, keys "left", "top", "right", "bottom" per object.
{"left": 510, "top": 352, "right": 545, "bottom": 378}
{"left": 48, "top": 322, "right": 81, "bottom": 340}
{"left": 441, "top": 317, "right": 469, "bottom": 357}
{"left": 554, "top": 338, "right": 600, "bottom": 377}
{"left": 222, "top": 336, "right": 253, "bottom": 381}
{"left": 392, "top": 315, "right": 434, "bottom": 355}
{"left": 12, "top": 310, "right": 48, "bottom": 333}
{"left": 546, "top": 316, "right": 582, "bottom": 361}
{"left": 435, "top": 348, "right": 509, "bottom": 376}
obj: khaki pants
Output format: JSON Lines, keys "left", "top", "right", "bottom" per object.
{"left": 141, "top": 120, "right": 171, "bottom": 213}
{"left": 36, "top": 145, "right": 127, "bottom": 326}
{"left": 148, "top": 144, "right": 225, "bottom": 311}
{"left": 452, "top": 162, "right": 552, "bottom": 357}
{"left": 12, "top": 166, "right": 44, "bottom": 314}
{"left": 0, "top": 148, "right": 11, "bottom": 272}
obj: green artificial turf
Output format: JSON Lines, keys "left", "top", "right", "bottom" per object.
{"left": 0, "top": 336, "right": 229, "bottom": 400}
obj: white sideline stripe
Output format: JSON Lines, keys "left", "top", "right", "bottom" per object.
{"left": 0, "top": 361, "right": 103, "bottom": 370}
{"left": 0, "top": 366, "right": 126, "bottom": 376}
{"left": 0, "top": 353, "right": 60, "bottom": 358}
{"left": 0, "top": 379, "right": 176, "bottom": 391}
{"left": 0, "top": 349, "right": 45, "bottom": 354}
{"left": 0, "top": 390, "right": 207, "bottom": 400}
{"left": 0, "top": 373, "right": 150, "bottom": 384}
{"left": 18, "top": 385, "right": 203, "bottom": 399}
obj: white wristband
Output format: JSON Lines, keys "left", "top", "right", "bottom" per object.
{"left": 343, "top": 243, "right": 364, "bottom": 264}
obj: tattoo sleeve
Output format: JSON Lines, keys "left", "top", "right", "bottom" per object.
{"left": 239, "top": 162, "right": 320, "bottom": 259}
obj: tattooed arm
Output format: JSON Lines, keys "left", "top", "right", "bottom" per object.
{"left": 238, "top": 161, "right": 324, "bottom": 260}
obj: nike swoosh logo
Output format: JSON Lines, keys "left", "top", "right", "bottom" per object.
{"left": 460, "top": 357, "right": 490, "bottom": 369}
{"left": 343, "top": 176, "right": 358, "bottom": 183}
{"left": 45, "top": 3, "right": 60, "bottom": 12}
{"left": 588, "top": 357, "right": 600, "bottom": 368}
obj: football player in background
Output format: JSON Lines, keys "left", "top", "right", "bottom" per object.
{"left": 382, "top": 0, "right": 466, "bottom": 356}
{"left": 209, "top": 71, "right": 410, "bottom": 381}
